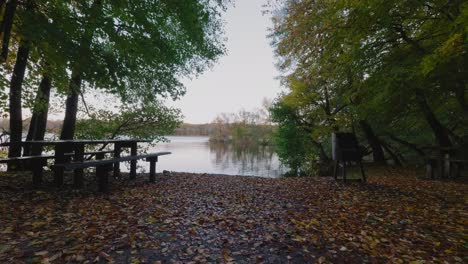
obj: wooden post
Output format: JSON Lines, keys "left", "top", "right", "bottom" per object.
{"left": 113, "top": 142, "right": 121, "bottom": 179}
{"left": 426, "top": 159, "right": 434, "bottom": 179}
{"left": 53, "top": 143, "right": 66, "bottom": 187}
{"left": 97, "top": 164, "right": 110, "bottom": 192}
{"left": 444, "top": 152, "right": 451, "bottom": 178}
{"left": 333, "top": 160, "right": 338, "bottom": 180}
{"left": 130, "top": 142, "right": 137, "bottom": 180}
{"left": 342, "top": 162, "right": 347, "bottom": 183}
{"left": 148, "top": 156, "right": 158, "bottom": 183}
{"left": 73, "top": 143, "right": 85, "bottom": 188}
{"left": 31, "top": 159, "right": 43, "bottom": 186}
{"left": 436, "top": 150, "right": 443, "bottom": 178}
{"left": 96, "top": 152, "right": 105, "bottom": 160}
{"left": 31, "top": 142, "right": 44, "bottom": 185}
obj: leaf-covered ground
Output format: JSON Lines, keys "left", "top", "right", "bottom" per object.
{"left": 0, "top": 168, "right": 466, "bottom": 263}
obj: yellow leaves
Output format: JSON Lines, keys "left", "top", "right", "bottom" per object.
{"left": 317, "top": 256, "right": 326, "bottom": 263}
{"left": 409, "top": 260, "right": 425, "bottom": 264}
{"left": 34, "top": 250, "right": 48, "bottom": 256}
{"left": 222, "top": 248, "right": 234, "bottom": 263}
{"left": 1, "top": 226, "right": 14, "bottom": 234}
{"left": 146, "top": 216, "right": 157, "bottom": 223}
{"left": 31, "top": 221, "right": 48, "bottom": 228}
{"left": 292, "top": 235, "right": 307, "bottom": 243}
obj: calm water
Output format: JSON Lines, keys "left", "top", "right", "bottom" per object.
{"left": 136, "top": 136, "right": 286, "bottom": 178}
{"left": 0, "top": 135, "right": 287, "bottom": 177}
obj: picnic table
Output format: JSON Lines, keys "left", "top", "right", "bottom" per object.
{"left": 422, "top": 146, "right": 466, "bottom": 178}
{"left": 0, "top": 139, "right": 155, "bottom": 188}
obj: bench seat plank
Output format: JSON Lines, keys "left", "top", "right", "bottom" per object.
{"left": 53, "top": 152, "right": 171, "bottom": 170}
{"left": 0, "top": 150, "right": 115, "bottom": 163}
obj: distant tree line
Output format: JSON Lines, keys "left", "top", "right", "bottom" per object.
{"left": 268, "top": 0, "right": 467, "bottom": 175}
{"left": 209, "top": 106, "right": 275, "bottom": 146}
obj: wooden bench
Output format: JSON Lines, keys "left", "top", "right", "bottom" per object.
{"left": 0, "top": 150, "right": 115, "bottom": 185}
{"left": 52, "top": 152, "right": 171, "bottom": 192}
{"left": 426, "top": 157, "right": 468, "bottom": 178}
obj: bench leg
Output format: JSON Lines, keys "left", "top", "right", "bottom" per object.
{"left": 426, "top": 160, "right": 434, "bottom": 179}
{"left": 130, "top": 142, "right": 137, "bottom": 180}
{"left": 31, "top": 160, "right": 43, "bottom": 186}
{"left": 451, "top": 162, "right": 460, "bottom": 178}
{"left": 97, "top": 165, "right": 110, "bottom": 192}
{"left": 359, "top": 161, "right": 366, "bottom": 182}
{"left": 149, "top": 161, "right": 156, "bottom": 183}
{"left": 342, "top": 162, "right": 347, "bottom": 183}
{"left": 113, "top": 144, "right": 121, "bottom": 179}
{"left": 73, "top": 143, "right": 85, "bottom": 189}
{"left": 54, "top": 168, "right": 64, "bottom": 187}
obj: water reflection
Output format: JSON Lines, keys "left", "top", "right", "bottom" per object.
{"left": 209, "top": 142, "right": 282, "bottom": 177}
{"left": 143, "top": 136, "right": 285, "bottom": 177}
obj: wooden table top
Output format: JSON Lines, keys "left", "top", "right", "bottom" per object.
{"left": 0, "top": 139, "right": 153, "bottom": 146}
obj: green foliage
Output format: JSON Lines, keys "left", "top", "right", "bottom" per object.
{"left": 269, "top": 98, "right": 316, "bottom": 175}
{"left": 75, "top": 101, "right": 182, "bottom": 141}
{"left": 1, "top": 0, "right": 230, "bottom": 141}
{"left": 269, "top": 0, "right": 468, "bottom": 172}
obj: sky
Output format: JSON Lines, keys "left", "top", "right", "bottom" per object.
{"left": 169, "top": 0, "right": 283, "bottom": 124}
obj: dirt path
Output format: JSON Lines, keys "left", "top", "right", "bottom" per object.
{"left": 0, "top": 169, "right": 466, "bottom": 263}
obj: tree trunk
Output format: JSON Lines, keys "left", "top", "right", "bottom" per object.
{"left": 59, "top": 0, "right": 102, "bottom": 140}
{"left": 415, "top": 90, "right": 452, "bottom": 147}
{"left": 380, "top": 140, "right": 403, "bottom": 166}
{"left": 7, "top": 42, "right": 29, "bottom": 170}
{"left": 387, "top": 134, "right": 426, "bottom": 158}
{"left": 359, "top": 120, "right": 385, "bottom": 164}
{"left": 1, "top": 0, "right": 17, "bottom": 63}
{"left": 455, "top": 79, "right": 468, "bottom": 116}
{"left": 24, "top": 75, "right": 51, "bottom": 155}
{"left": 0, "top": 0, "right": 6, "bottom": 21}
{"left": 60, "top": 74, "right": 81, "bottom": 140}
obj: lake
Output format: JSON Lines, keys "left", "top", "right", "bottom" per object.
{"left": 136, "top": 136, "right": 286, "bottom": 178}
{"left": 0, "top": 135, "right": 287, "bottom": 177}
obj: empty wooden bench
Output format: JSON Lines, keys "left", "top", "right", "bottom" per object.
{"left": 53, "top": 152, "right": 171, "bottom": 192}
{"left": 0, "top": 150, "right": 115, "bottom": 185}
{"left": 426, "top": 157, "right": 468, "bottom": 178}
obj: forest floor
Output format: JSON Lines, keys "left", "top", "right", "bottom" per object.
{"left": 0, "top": 168, "right": 466, "bottom": 263}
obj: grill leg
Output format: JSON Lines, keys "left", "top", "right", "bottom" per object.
{"left": 333, "top": 160, "right": 338, "bottom": 180}
{"left": 359, "top": 161, "right": 366, "bottom": 182}
{"left": 342, "top": 162, "right": 347, "bottom": 183}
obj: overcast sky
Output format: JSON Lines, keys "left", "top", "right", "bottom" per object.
{"left": 170, "top": 0, "right": 283, "bottom": 124}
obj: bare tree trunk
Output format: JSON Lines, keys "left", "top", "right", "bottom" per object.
{"left": 59, "top": 0, "right": 101, "bottom": 140}
{"left": 60, "top": 74, "right": 81, "bottom": 140}
{"left": 7, "top": 42, "right": 29, "bottom": 170}
{"left": 415, "top": 90, "right": 452, "bottom": 147}
{"left": 359, "top": 120, "right": 385, "bottom": 164}
{"left": 380, "top": 140, "right": 403, "bottom": 166}
{"left": 387, "top": 134, "right": 426, "bottom": 157}
{"left": 24, "top": 75, "right": 51, "bottom": 155}
{"left": 0, "top": 0, "right": 17, "bottom": 63}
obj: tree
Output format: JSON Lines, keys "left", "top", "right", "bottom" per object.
{"left": 59, "top": 0, "right": 229, "bottom": 140}
{"left": 268, "top": 0, "right": 467, "bottom": 174}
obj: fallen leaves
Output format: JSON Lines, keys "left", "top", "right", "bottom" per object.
{"left": 0, "top": 168, "right": 466, "bottom": 263}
